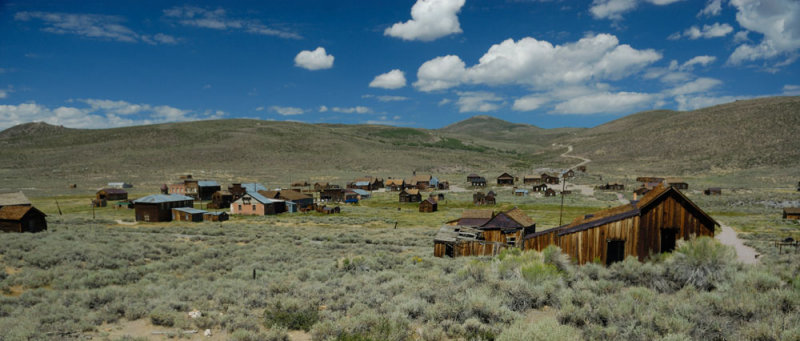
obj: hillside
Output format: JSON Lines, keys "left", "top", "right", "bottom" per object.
{"left": 438, "top": 115, "right": 580, "bottom": 147}
{"left": 562, "top": 96, "right": 800, "bottom": 174}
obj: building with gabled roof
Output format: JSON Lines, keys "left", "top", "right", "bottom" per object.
{"left": 419, "top": 197, "right": 438, "bottom": 213}
{"left": 399, "top": 188, "right": 422, "bottom": 202}
{"left": 523, "top": 185, "right": 716, "bottom": 265}
{"left": 435, "top": 207, "right": 536, "bottom": 257}
{"left": 172, "top": 207, "right": 206, "bottom": 222}
{"left": 783, "top": 208, "right": 800, "bottom": 220}
{"left": 0, "top": 205, "right": 47, "bottom": 233}
{"left": 231, "top": 192, "right": 286, "bottom": 215}
{"left": 385, "top": 179, "right": 405, "bottom": 191}
{"left": 0, "top": 191, "right": 31, "bottom": 209}
{"left": 497, "top": 172, "right": 514, "bottom": 185}
{"left": 96, "top": 188, "right": 128, "bottom": 201}
{"left": 133, "top": 194, "right": 194, "bottom": 222}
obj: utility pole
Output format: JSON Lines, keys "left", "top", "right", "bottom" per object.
{"left": 559, "top": 175, "right": 567, "bottom": 226}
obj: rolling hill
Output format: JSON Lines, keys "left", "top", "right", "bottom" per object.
{"left": 1, "top": 96, "right": 797, "bottom": 192}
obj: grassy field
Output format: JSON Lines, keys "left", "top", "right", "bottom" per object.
{"left": 1, "top": 176, "right": 799, "bottom": 340}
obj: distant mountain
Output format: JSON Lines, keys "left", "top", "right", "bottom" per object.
{"left": 439, "top": 115, "right": 543, "bottom": 134}
{"left": 0, "top": 122, "right": 69, "bottom": 140}
{"left": 563, "top": 96, "right": 800, "bottom": 173}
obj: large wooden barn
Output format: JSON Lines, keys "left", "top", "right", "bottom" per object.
{"left": 523, "top": 185, "right": 717, "bottom": 265}
{"left": 96, "top": 188, "right": 128, "bottom": 201}
{"left": 133, "top": 194, "right": 194, "bottom": 222}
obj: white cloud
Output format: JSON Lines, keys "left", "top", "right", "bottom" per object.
{"left": 455, "top": 91, "right": 503, "bottom": 113}
{"left": 269, "top": 106, "right": 305, "bottom": 116}
{"left": 362, "top": 94, "right": 409, "bottom": 102}
{"left": 666, "top": 77, "right": 722, "bottom": 96}
{"left": 590, "top": 0, "right": 683, "bottom": 20}
{"left": 255, "top": 106, "right": 265, "bottom": 111}
{"left": 698, "top": 0, "right": 723, "bottom": 17}
{"left": 782, "top": 84, "right": 800, "bottom": 96}
{"left": 384, "top": 0, "right": 465, "bottom": 41}
{"left": 728, "top": 0, "right": 800, "bottom": 65}
{"left": 318, "top": 105, "right": 328, "bottom": 112}
{"left": 369, "top": 69, "right": 407, "bottom": 89}
{"left": 294, "top": 47, "right": 334, "bottom": 70}
{"left": 331, "top": 106, "right": 370, "bottom": 114}
{"left": 552, "top": 91, "right": 655, "bottom": 114}
{"left": 163, "top": 6, "right": 301, "bottom": 39}
{"left": 733, "top": 30, "right": 749, "bottom": 43}
{"left": 438, "top": 98, "right": 452, "bottom": 106}
{"left": 13, "top": 11, "right": 174, "bottom": 44}
{"left": 414, "top": 34, "right": 660, "bottom": 92}
{"left": 681, "top": 55, "right": 717, "bottom": 70}
{"left": 512, "top": 95, "right": 550, "bottom": 111}
{"left": 0, "top": 100, "right": 224, "bottom": 129}
{"left": 670, "top": 23, "right": 733, "bottom": 40}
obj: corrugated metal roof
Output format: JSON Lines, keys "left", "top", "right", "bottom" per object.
{"left": 351, "top": 189, "right": 370, "bottom": 196}
{"left": 0, "top": 191, "right": 31, "bottom": 206}
{"left": 198, "top": 180, "right": 219, "bottom": 187}
{"left": 133, "top": 194, "right": 194, "bottom": 204}
{"left": 355, "top": 181, "right": 371, "bottom": 186}
{"left": 242, "top": 183, "right": 267, "bottom": 193}
{"left": 242, "top": 192, "right": 284, "bottom": 204}
{"left": 173, "top": 207, "right": 207, "bottom": 214}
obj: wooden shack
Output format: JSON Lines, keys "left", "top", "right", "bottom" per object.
{"left": 437, "top": 180, "right": 450, "bottom": 190}
{"left": 523, "top": 175, "right": 542, "bottom": 185}
{"left": 497, "top": 173, "right": 515, "bottom": 185}
{"left": 544, "top": 188, "right": 557, "bottom": 197}
{"left": 204, "top": 211, "right": 229, "bottom": 222}
{"left": 523, "top": 185, "right": 716, "bottom": 265}
{"left": 408, "top": 174, "right": 433, "bottom": 189}
{"left": 704, "top": 187, "right": 722, "bottom": 195}
{"left": 172, "top": 207, "right": 206, "bottom": 222}
{"left": 208, "top": 190, "right": 234, "bottom": 209}
{"left": 563, "top": 169, "right": 575, "bottom": 178}
{"left": 577, "top": 165, "right": 586, "bottom": 172}
{"left": 783, "top": 208, "right": 800, "bottom": 220}
{"left": 399, "top": 189, "right": 422, "bottom": 203}
{"left": 471, "top": 177, "right": 487, "bottom": 187}
{"left": 435, "top": 207, "right": 535, "bottom": 257}
{"left": 467, "top": 174, "right": 483, "bottom": 183}
{"left": 96, "top": 188, "right": 128, "bottom": 201}
{"left": 133, "top": 194, "right": 194, "bottom": 222}
{"left": 542, "top": 173, "right": 560, "bottom": 185}
{"left": 320, "top": 188, "right": 345, "bottom": 202}
{"left": 532, "top": 184, "right": 548, "bottom": 192}
{"left": 419, "top": 197, "right": 438, "bottom": 213}
{"left": 597, "top": 183, "right": 625, "bottom": 191}
{"left": 0, "top": 206, "right": 47, "bottom": 233}
{"left": 231, "top": 193, "right": 286, "bottom": 215}
{"left": 260, "top": 190, "right": 314, "bottom": 209}
{"left": 197, "top": 181, "right": 221, "bottom": 200}
{"left": 636, "top": 177, "right": 665, "bottom": 183}
{"left": 0, "top": 191, "right": 32, "bottom": 209}
{"left": 385, "top": 179, "right": 405, "bottom": 191}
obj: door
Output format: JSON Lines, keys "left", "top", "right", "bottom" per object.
{"left": 445, "top": 244, "right": 454, "bottom": 257}
{"left": 661, "top": 228, "right": 677, "bottom": 253}
{"left": 606, "top": 239, "right": 625, "bottom": 265}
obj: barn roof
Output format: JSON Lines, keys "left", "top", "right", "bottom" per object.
{"left": 467, "top": 173, "right": 481, "bottom": 178}
{"left": 528, "top": 185, "right": 717, "bottom": 239}
{"left": 523, "top": 175, "right": 539, "bottom": 179}
{"left": 350, "top": 189, "right": 370, "bottom": 196}
{"left": 98, "top": 188, "right": 127, "bottom": 194}
{"left": 133, "top": 194, "right": 194, "bottom": 204}
{"left": 198, "top": 180, "right": 219, "bottom": 187}
{"left": 783, "top": 207, "right": 800, "bottom": 214}
{"left": 385, "top": 179, "right": 404, "bottom": 186}
{"left": 173, "top": 207, "right": 207, "bottom": 214}
{"left": 423, "top": 197, "right": 437, "bottom": 205}
{"left": 0, "top": 205, "right": 44, "bottom": 220}
{"left": 279, "top": 190, "right": 313, "bottom": 201}
{"left": 408, "top": 174, "right": 432, "bottom": 185}
{"left": 497, "top": 172, "right": 514, "bottom": 179}
{"left": 402, "top": 189, "right": 420, "bottom": 195}
{"left": 355, "top": 181, "right": 371, "bottom": 186}
{"left": 0, "top": 191, "right": 31, "bottom": 206}
{"left": 503, "top": 207, "right": 536, "bottom": 227}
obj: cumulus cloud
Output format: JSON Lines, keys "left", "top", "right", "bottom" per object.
{"left": 414, "top": 34, "right": 660, "bottom": 92}
{"left": 0, "top": 100, "right": 224, "bottom": 129}
{"left": 269, "top": 106, "right": 305, "bottom": 116}
{"left": 698, "top": 0, "right": 723, "bottom": 17}
{"left": 782, "top": 84, "right": 800, "bottom": 96}
{"left": 331, "top": 106, "right": 370, "bottom": 114}
{"left": 553, "top": 91, "right": 655, "bottom": 114}
{"left": 681, "top": 55, "right": 717, "bottom": 70}
{"left": 294, "top": 47, "right": 334, "bottom": 70}
{"left": 384, "top": 0, "right": 465, "bottom": 41}
{"left": 728, "top": 0, "right": 800, "bottom": 66}
{"left": 14, "top": 11, "right": 176, "bottom": 44}
{"left": 590, "top": 0, "right": 683, "bottom": 20}
{"left": 666, "top": 77, "right": 722, "bottom": 96}
{"left": 369, "top": 69, "right": 407, "bottom": 89}
{"left": 163, "top": 6, "right": 301, "bottom": 39}
{"left": 362, "top": 94, "right": 409, "bottom": 102}
{"left": 318, "top": 105, "right": 328, "bottom": 112}
{"left": 512, "top": 95, "right": 550, "bottom": 111}
{"left": 455, "top": 91, "right": 503, "bottom": 113}
{"left": 669, "top": 22, "right": 733, "bottom": 40}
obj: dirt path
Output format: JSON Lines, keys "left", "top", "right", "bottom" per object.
{"left": 554, "top": 144, "right": 591, "bottom": 169}
{"left": 715, "top": 223, "right": 759, "bottom": 264}
{"left": 115, "top": 219, "right": 137, "bottom": 226}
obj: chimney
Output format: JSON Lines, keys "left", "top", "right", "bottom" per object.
{"left": 633, "top": 192, "right": 638, "bottom": 201}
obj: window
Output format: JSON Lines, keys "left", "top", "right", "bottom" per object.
{"left": 238, "top": 204, "right": 242, "bottom": 211}
{"left": 507, "top": 237, "right": 516, "bottom": 246}
{"left": 252, "top": 205, "right": 256, "bottom": 210}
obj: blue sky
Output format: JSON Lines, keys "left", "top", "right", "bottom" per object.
{"left": 0, "top": 0, "right": 798, "bottom": 130}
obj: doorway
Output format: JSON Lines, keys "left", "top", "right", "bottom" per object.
{"left": 661, "top": 228, "right": 677, "bottom": 253}
{"left": 606, "top": 239, "right": 625, "bottom": 265}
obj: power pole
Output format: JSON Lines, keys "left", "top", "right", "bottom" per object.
{"left": 559, "top": 176, "right": 567, "bottom": 226}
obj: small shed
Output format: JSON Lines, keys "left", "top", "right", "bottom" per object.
{"left": 385, "top": 179, "right": 405, "bottom": 191}
{"left": 208, "top": 190, "right": 234, "bottom": 209}
{"left": 563, "top": 169, "right": 575, "bottom": 178}
{"left": 514, "top": 189, "right": 529, "bottom": 196}
{"left": 532, "top": 184, "right": 549, "bottom": 192}
{"left": 172, "top": 207, "right": 206, "bottom": 222}
{"left": 783, "top": 208, "right": 800, "bottom": 220}
{"left": 97, "top": 188, "right": 128, "bottom": 201}
{"left": 523, "top": 175, "right": 542, "bottom": 185}
{"left": 0, "top": 206, "right": 47, "bottom": 233}
{"left": 204, "top": 211, "right": 229, "bottom": 222}
{"left": 399, "top": 189, "right": 422, "bottom": 202}
{"left": 544, "top": 188, "right": 557, "bottom": 197}
{"left": 497, "top": 173, "right": 515, "bottom": 185}
{"left": 704, "top": 187, "right": 722, "bottom": 195}
{"left": 467, "top": 174, "right": 482, "bottom": 183}
{"left": 471, "top": 177, "right": 487, "bottom": 187}
{"left": 419, "top": 197, "right": 438, "bottom": 213}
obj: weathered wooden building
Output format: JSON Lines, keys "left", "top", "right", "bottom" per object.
{"left": 473, "top": 191, "right": 496, "bottom": 205}
{"left": 0, "top": 206, "right": 47, "bottom": 233}
{"left": 467, "top": 174, "right": 483, "bottom": 183}
{"left": 470, "top": 177, "right": 487, "bottom": 187}
{"left": 636, "top": 177, "right": 665, "bottom": 183}
{"left": 597, "top": 183, "right": 625, "bottom": 191}
{"left": 197, "top": 181, "right": 221, "bottom": 200}
{"left": 544, "top": 188, "right": 557, "bottom": 197}
{"left": 704, "top": 187, "right": 722, "bottom": 195}
{"left": 497, "top": 173, "right": 515, "bottom": 185}
{"left": 96, "top": 188, "right": 128, "bottom": 201}
{"left": 523, "top": 175, "right": 542, "bottom": 185}
{"left": 435, "top": 207, "right": 535, "bottom": 257}
{"left": 523, "top": 185, "right": 716, "bottom": 265}
{"left": 385, "top": 179, "right": 405, "bottom": 191}
{"left": 407, "top": 174, "right": 433, "bottom": 190}
{"left": 208, "top": 190, "right": 234, "bottom": 209}
{"left": 172, "top": 207, "right": 206, "bottom": 222}
{"left": 542, "top": 173, "right": 560, "bottom": 185}
{"left": 320, "top": 188, "right": 345, "bottom": 202}
{"left": 419, "top": 197, "right": 438, "bottom": 212}
{"left": 399, "top": 189, "right": 422, "bottom": 203}
{"left": 532, "top": 184, "right": 549, "bottom": 192}
{"left": 437, "top": 180, "right": 450, "bottom": 190}
{"left": 204, "top": 211, "right": 229, "bottom": 222}
{"left": 783, "top": 208, "right": 800, "bottom": 220}
{"left": 563, "top": 169, "right": 575, "bottom": 178}
{"left": 133, "top": 194, "right": 194, "bottom": 222}
{"left": 259, "top": 190, "right": 314, "bottom": 209}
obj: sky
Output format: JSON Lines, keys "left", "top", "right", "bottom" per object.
{"left": 0, "top": 0, "right": 798, "bottom": 130}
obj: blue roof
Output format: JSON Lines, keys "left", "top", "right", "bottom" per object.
{"left": 173, "top": 207, "right": 207, "bottom": 214}
{"left": 133, "top": 194, "right": 194, "bottom": 204}
{"left": 242, "top": 183, "right": 267, "bottom": 193}
{"left": 355, "top": 181, "right": 370, "bottom": 186}
{"left": 198, "top": 180, "right": 219, "bottom": 187}
{"left": 515, "top": 189, "right": 529, "bottom": 193}
{"left": 351, "top": 189, "right": 370, "bottom": 196}
{"left": 243, "top": 192, "right": 283, "bottom": 204}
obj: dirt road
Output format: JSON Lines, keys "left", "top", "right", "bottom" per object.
{"left": 715, "top": 223, "right": 759, "bottom": 264}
